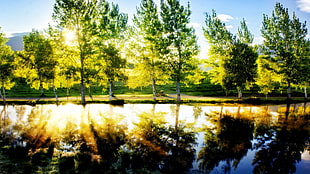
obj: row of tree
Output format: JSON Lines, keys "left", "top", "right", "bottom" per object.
{"left": 204, "top": 3, "right": 310, "bottom": 99}
{"left": 0, "top": 0, "right": 309, "bottom": 104}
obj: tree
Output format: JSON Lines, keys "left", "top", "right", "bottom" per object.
{"left": 131, "top": 0, "right": 168, "bottom": 100}
{"left": 295, "top": 39, "right": 310, "bottom": 99}
{"left": 204, "top": 12, "right": 257, "bottom": 98}
{"left": 93, "top": 1, "right": 128, "bottom": 101}
{"left": 223, "top": 19, "right": 257, "bottom": 99}
{"left": 0, "top": 28, "right": 14, "bottom": 104}
{"left": 203, "top": 10, "right": 233, "bottom": 89}
{"left": 53, "top": 0, "right": 97, "bottom": 104}
{"left": 255, "top": 55, "right": 283, "bottom": 98}
{"left": 15, "top": 30, "right": 56, "bottom": 98}
{"left": 237, "top": 19, "right": 254, "bottom": 45}
{"left": 261, "top": 2, "right": 308, "bottom": 99}
{"left": 223, "top": 42, "right": 257, "bottom": 99}
{"left": 96, "top": 44, "right": 127, "bottom": 101}
{"left": 160, "top": 0, "right": 199, "bottom": 102}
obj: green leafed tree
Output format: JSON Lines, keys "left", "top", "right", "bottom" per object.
{"left": 15, "top": 30, "right": 56, "bottom": 98}
{"left": 93, "top": 1, "right": 128, "bottom": 101}
{"left": 129, "top": 0, "right": 168, "bottom": 100}
{"left": 46, "top": 25, "right": 78, "bottom": 100}
{"left": 203, "top": 10, "right": 233, "bottom": 89}
{"left": 261, "top": 2, "right": 308, "bottom": 99}
{"left": 255, "top": 55, "right": 283, "bottom": 98}
{"left": 160, "top": 0, "right": 199, "bottom": 102}
{"left": 223, "top": 42, "right": 258, "bottom": 99}
{"left": 0, "top": 28, "right": 14, "bottom": 104}
{"left": 53, "top": 0, "right": 97, "bottom": 104}
{"left": 295, "top": 39, "right": 310, "bottom": 99}
{"left": 96, "top": 44, "right": 127, "bottom": 101}
{"left": 222, "top": 19, "right": 257, "bottom": 99}
{"left": 204, "top": 11, "right": 257, "bottom": 98}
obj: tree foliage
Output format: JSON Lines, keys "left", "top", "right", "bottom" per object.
{"left": 204, "top": 10, "right": 257, "bottom": 98}
{"left": 223, "top": 42, "right": 257, "bottom": 98}
{"left": 53, "top": 0, "right": 98, "bottom": 104}
{"left": 255, "top": 55, "right": 283, "bottom": 97}
{"left": 261, "top": 2, "right": 309, "bottom": 98}
{"left": 0, "top": 28, "right": 14, "bottom": 103}
{"left": 160, "top": 0, "right": 199, "bottom": 102}
{"left": 93, "top": 1, "right": 128, "bottom": 101}
{"left": 15, "top": 30, "right": 56, "bottom": 97}
{"left": 129, "top": 0, "right": 168, "bottom": 100}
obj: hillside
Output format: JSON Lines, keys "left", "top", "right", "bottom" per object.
{"left": 6, "top": 32, "right": 28, "bottom": 51}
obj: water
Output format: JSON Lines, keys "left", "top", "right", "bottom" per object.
{"left": 0, "top": 103, "right": 309, "bottom": 173}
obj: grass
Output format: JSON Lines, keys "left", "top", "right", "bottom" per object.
{"left": 2, "top": 81, "right": 308, "bottom": 105}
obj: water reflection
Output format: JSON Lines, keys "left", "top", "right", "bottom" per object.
{"left": 0, "top": 103, "right": 309, "bottom": 173}
{"left": 197, "top": 112, "right": 254, "bottom": 173}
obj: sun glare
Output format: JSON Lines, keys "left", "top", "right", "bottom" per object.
{"left": 64, "top": 30, "right": 76, "bottom": 46}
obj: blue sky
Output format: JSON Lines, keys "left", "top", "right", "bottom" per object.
{"left": 0, "top": 0, "right": 309, "bottom": 58}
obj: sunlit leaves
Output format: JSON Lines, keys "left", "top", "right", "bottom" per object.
{"left": 160, "top": 0, "right": 199, "bottom": 101}
{"left": 0, "top": 29, "right": 14, "bottom": 90}
{"left": 204, "top": 10, "right": 257, "bottom": 98}
{"left": 261, "top": 2, "right": 309, "bottom": 98}
{"left": 255, "top": 55, "right": 283, "bottom": 96}
{"left": 15, "top": 30, "right": 56, "bottom": 95}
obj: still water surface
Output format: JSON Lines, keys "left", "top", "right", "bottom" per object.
{"left": 0, "top": 103, "right": 309, "bottom": 173}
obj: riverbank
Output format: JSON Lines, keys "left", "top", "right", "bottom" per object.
{"left": 2, "top": 94, "right": 308, "bottom": 105}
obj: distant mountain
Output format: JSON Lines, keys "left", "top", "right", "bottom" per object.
{"left": 6, "top": 32, "right": 28, "bottom": 51}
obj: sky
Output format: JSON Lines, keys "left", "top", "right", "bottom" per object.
{"left": 0, "top": 0, "right": 309, "bottom": 58}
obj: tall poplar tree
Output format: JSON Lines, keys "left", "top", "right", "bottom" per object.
{"left": 160, "top": 0, "right": 199, "bottom": 102}
{"left": 223, "top": 42, "right": 257, "bottom": 98}
{"left": 297, "top": 39, "right": 310, "bottom": 99}
{"left": 0, "top": 28, "right": 14, "bottom": 104}
{"left": 132, "top": 0, "right": 166, "bottom": 100}
{"left": 261, "top": 2, "right": 308, "bottom": 99}
{"left": 16, "top": 30, "right": 56, "bottom": 97}
{"left": 53, "top": 0, "right": 97, "bottom": 104}
{"left": 203, "top": 10, "right": 233, "bottom": 88}
{"left": 46, "top": 25, "right": 77, "bottom": 100}
{"left": 223, "top": 19, "right": 257, "bottom": 99}
{"left": 204, "top": 12, "right": 257, "bottom": 98}
{"left": 93, "top": 1, "right": 128, "bottom": 101}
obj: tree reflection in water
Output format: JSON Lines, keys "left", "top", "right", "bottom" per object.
{"left": 253, "top": 103, "right": 310, "bottom": 174}
{"left": 123, "top": 107, "right": 197, "bottom": 173}
{"left": 197, "top": 108, "right": 254, "bottom": 173}
{"left": 0, "top": 103, "right": 309, "bottom": 173}
{"left": 0, "top": 104, "right": 197, "bottom": 173}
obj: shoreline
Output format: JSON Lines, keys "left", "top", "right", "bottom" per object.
{"left": 2, "top": 94, "right": 308, "bottom": 105}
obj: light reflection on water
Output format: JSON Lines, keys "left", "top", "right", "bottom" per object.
{"left": 0, "top": 103, "right": 309, "bottom": 173}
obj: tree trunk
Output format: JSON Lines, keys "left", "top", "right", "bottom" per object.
{"left": 237, "top": 86, "right": 242, "bottom": 99}
{"left": 287, "top": 81, "right": 291, "bottom": 99}
{"left": 109, "top": 80, "right": 114, "bottom": 102}
{"left": 40, "top": 83, "right": 44, "bottom": 97}
{"left": 1, "top": 82, "right": 5, "bottom": 105}
{"left": 304, "top": 87, "right": 307, "bottom": 99}
{"left": 53, "top": 84, "right": 58, "bottom": 104}
{"left": 81, "top": 80, "right": 86, "bottom": 105}
{"left": 66, "top": 87, "right": 70, "bottom": 101}
{"left": 176, "top": 78, "right": 181, "bottom": 103}
{"left": 88, "top": 87, "right": 93, "bottom": 101}
{"left": 152, "top": 77, "right": 157, "bottom": 101}
{"left": 80, "top": 51, "right": 86, "bottom": 105}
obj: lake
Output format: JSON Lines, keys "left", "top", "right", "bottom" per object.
{"left": 0, "top": 103, "right": 309, "bottom": 173}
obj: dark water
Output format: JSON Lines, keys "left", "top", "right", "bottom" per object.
{"left": 0, "top": 103, "right": 309, "bottom": 174}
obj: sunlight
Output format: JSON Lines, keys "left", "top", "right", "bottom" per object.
{"left": 63, "top": 30, "right": 76, "bottom": 46}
